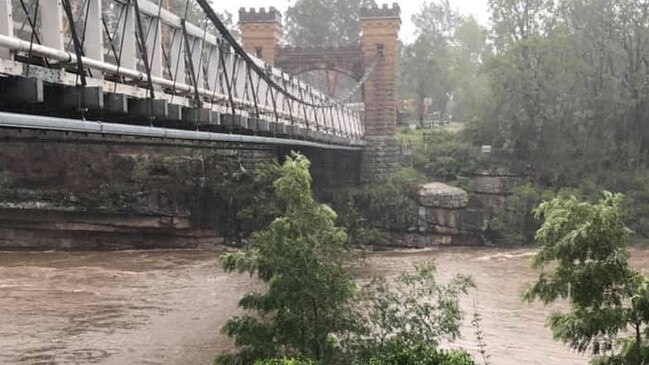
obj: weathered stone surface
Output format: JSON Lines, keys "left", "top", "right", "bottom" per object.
{"left": 370, "top": 181, "right": 481, "bottom": 248}
{"left": 469, "top": 167, "right": 524, "bottom": 228}
{"left": 0, "top": 141, "right": 274, "bottom": 250}
{"left": 238, "top": 8, "right": 282, "bottom": 65}
{"left": 417, "top": 182, "right": 469, "bottom": 208}
{"left": 0, "top": 136, "right": 363, "bottom": 250}
{"left": 360, "top": 135, "right": 401, "bottom": 183}
{"left": 471, "top": 174, "right": 518, "bottom": 195}
{"left": 389, "top": 232, "right": 483, "bottom": 248}
{"left": 0, "top": 209, "right": 220, "bottom": 250}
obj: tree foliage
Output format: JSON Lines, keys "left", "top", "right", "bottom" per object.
{"left": 467, "top": 0, "right": 649, "bottom": 185}
{"left": 254, "top": 358, "right": 319, "bottom": 365}
{"left": 400, "top": 2, "right": 488, "bottom": 125}
{"left": 358, "top": 340, "right": 475, "bottom": 365}
{"left": 356, "top": 262, "right": 474, "bottom": 352}
{"left": 216, "top": 154, "right": 357, "bottom": 364}
{"left": 285, "top": 0, "right": 376, "bottom": 46}
{"left": 216, "top": 155, "right": 476, "bottom": 365}
{"left": 525, "top": 193, "right": 649, "bottom": 364}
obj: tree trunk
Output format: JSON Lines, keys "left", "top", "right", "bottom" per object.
{"left": 417, "top": 94, "right": 426, "bottom": 128}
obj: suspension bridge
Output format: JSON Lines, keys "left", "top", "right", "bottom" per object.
{"left": 0, "top": 0, "right": 401, "bottom": 182}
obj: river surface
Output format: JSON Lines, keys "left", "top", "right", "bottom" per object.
{"left": 4, "top": 247, "right": 648, "bottom": 365}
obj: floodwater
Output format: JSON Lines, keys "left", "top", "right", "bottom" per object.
{"left": 5, "top": 247, "right": 646, "bottom": 365}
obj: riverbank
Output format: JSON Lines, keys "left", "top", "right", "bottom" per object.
{"left": 0, "top": 247, "right": 598, "bottom": 365}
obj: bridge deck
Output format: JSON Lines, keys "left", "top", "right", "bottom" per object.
{"left": 0, "top": 0, "right": 364, "bottom": 150}
{"left": 0, "top": 111, "right": 362, "bottom": 150}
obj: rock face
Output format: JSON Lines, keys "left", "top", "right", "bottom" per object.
{"left": 471, "top": 166, "right": 519, "bottom": 206}
{"left": 0, "top": 134, "right": 365, "bottom": 251}
{"left": 418, "top": 183, "right": 469, "bottom": 209}
{"left": 0, "top": 140, "right": 275, "bottom": 250}
{"left": 391, "top": 182, "right": 480, "bottom": 248}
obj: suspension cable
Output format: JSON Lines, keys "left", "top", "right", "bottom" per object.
{"left": 61, "top": 0, "right": 87, "bottom": 86}
{"left": 192, "top": 0, "right": 376, "bottom": 110}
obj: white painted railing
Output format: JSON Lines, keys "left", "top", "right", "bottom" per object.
{"left": 0, "top": 0, "right": 364, "bottom": 143}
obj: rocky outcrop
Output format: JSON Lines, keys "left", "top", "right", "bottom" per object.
{"left": 390, "top": 182, "right": 481, "bottom": 248}
{"left": 0, "top": 141, "right": 275, "bottom": 250}
{"left": 470, "top": 167, "right": 521, "bottom": 212}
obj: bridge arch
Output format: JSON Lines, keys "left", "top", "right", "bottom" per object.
{"left": 239, "top": 3, "right": 403, "bottom": 183}
{"left": 275, "top": 45, "right": 365, "bottom": 82}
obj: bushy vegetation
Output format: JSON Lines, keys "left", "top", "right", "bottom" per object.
{"left": 353, "top": 262, "right": 474, "bottom": 356}
{"left": 330, "top": 168, "right": 423, "bottom": 234}
{"left": 486, "top": 183, "right": 554, "bottom": 246}
{"left": 526, "top": 193, "right": 649, "bottom": 364}
{"left": 399, "top": 128, "right": 480, "bottom": 184}
{"left": 215, "top": 154, "right": 478, "bottom": 365}
{"left": 255, "top": 358, "right": 319, "bottom": 365}
{"left": 216, "top": 154, "right": 357, "bottom": 364}
{"left": 358, "top": 341, "right": 475, "bottom": 365}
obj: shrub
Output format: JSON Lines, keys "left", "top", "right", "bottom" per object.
{"left": 354, "top": 262, "right": 474, "bottom": 352}
{"left": 359, "top": 340, "right": 475, "bottom": 365}
{"left": 412, "top": 129, "right": 481, "bottom": 182}
{"left": 487, "top": 183, "right": 554, "bottom": 245}
{"left": 254, "top": 358, "right": 319, "bottom": 365}
{"left": 216, "top": 154, "right": 358, "bottom": 365}
{"left": 340, "top": 168, "right": 423, "bottom": 233}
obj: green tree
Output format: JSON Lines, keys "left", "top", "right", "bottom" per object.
{"left": 449, "top": 16, "right": 489, "bottom": 122}
{"left": 285, "top": 0, "right": 376, "bottom": 46}
{"left": 215, "top": 154, "right": 358, "bottom": 365}
{"left": 356, "top": 262, "right": 474, "bottom": 353}
{"left": 254, "top": 358, "right": 319, "bottom": 365}
{"left": 469, "top": 0, "right": 649, "bottom": 186}
{"left": 525, "top": 193, "right": 649, "bottom": 364}
{"left": 358, "top": 340, "right": 475, "bottom": 365}
{"left": 400, "top": 37, "right": 443, "bottom": 126}
{"left": 488, "top": 0, "right": 554, "bottom": 50}
{"left": 401, "top": 1, "right": 462, "bottom": 125}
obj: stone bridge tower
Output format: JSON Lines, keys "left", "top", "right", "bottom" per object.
{"left": 239, "top": 4, "right": 401, "bottom": 183}
{"left": 238, "top": 7, "right": 282, "bottom": 65}
{"left": 359, "top": 4, "right": 401, "bottom": 182}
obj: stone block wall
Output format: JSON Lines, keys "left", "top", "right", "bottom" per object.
{"left": 376, "top": 182, "right": 483, "bottom": 248}
{"left": 360, "top": 4, "right": 401, "bottom": 137}
{"left": 470, "top": 169, "right": 522, "bottom": 214}
{"left": 238, "top": 7, "right": 283, "bottom": 65}
{"left": 360, "top": 4, "right": 402, "bottom": 182}
{"left": 360, "top": 135, "right": 401, "bottom": 183}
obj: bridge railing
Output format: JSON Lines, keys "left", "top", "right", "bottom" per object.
{"left": 0, "top": 0, "right": 364, "bottom": 145}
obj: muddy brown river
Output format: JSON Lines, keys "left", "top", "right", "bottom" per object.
{"left": 4, "top": 247, "right": 647, "bottom": 365}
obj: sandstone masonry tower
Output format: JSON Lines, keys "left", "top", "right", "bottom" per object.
{"left": 238, "top": 4, "right": 401, "bottom": 183}
{"left": 359, "top": 4, "right": 401, "bottom": 182}
{"left": 238, "top": 7, "right": 283, "bottom": 65}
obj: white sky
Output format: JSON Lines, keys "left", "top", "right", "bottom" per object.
{"left": 217, "top": 0, "right": 490, "bottom": 42}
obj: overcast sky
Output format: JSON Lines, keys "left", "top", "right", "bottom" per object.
{"left": 217, "top": 0, "right": 490, "bottom": 42}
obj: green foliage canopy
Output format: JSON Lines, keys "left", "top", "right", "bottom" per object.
{"left": 358, "top": 340, "right": 475, "bottom": 365}
{"left": 216, "top": 154, "right": 358, "bottom": 364}
{"left": 525, "top": 193, "right": 649, "bottom": 364}
{"left": 285, "top": 0, "right": 376, "bottom": 46}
